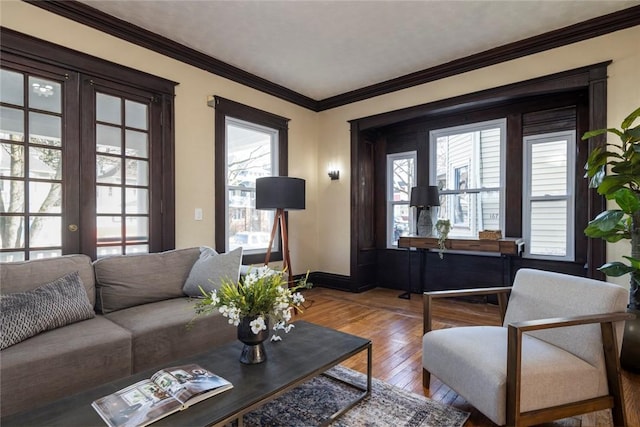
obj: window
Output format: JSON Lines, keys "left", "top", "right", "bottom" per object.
{"left": 429, "top": 119, "right": 505, "bottom": 238}
{"left": 523, "top": 131, "right": 575, "bottom": 260}
{"left": 213, "top": 97, "right": 289, "bottom": 264}
{"left": 386, "top": 151, "right": 416, "bottom": 248}
{"left": 226, "top": 118, "right": 278, "bottom": 254}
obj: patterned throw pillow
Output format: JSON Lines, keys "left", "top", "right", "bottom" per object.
{"left": 0, "top": 271, "right": 95, "bottom": 350}
{"left": 182, "top": 246, "right": 243, "bottom": 297}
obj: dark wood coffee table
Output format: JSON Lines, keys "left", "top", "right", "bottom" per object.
{"left": 1, "top": 321, "right": 372, "bottom": 427}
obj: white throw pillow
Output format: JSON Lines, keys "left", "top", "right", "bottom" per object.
{"left": 182, "top": 247, "right": 243, "bottom": 297}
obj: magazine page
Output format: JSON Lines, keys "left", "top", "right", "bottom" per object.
{"left": 151, "top": 364, "right": 233, "bottom": 406}
{"left": 91, "top": 379, "right": 182, "bottom": 427}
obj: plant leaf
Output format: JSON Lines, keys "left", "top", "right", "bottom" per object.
{"left": 621, "top": 106, "right": 640, "bottom": 130}
{"left": 599, "top": 262, "right": 634, "bottom": 277}
{"left": 613, "top": 188, "right": 640, "bottom": 214}
{"left": 622, "top": 256, "right": 640, "bottom": 270}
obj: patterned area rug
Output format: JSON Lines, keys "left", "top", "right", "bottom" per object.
{"left": 242, "top": 365, "right": 469, "bottom": 427}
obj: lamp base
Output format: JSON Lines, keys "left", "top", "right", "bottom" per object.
{"left": 417, "top": 209, "right": 434, "bottom": 237}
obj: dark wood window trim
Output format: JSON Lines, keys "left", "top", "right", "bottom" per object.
{"left": 1, "top": 27, "right": 177, "bottom": 256}
{"left": 348, "top": 62, "right": 608, "bottom": 291}
{"left": 24, "top": 2, "right": 640, "bottom": 111}
{"left": 211, "top": 96, "right": 289, "bottom": 265}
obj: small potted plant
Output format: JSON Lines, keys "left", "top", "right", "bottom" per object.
{"left": 583, "top": 106, "right": 640, "bottom": 372}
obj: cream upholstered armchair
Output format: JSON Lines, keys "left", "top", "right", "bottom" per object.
{"left": 422, "top": 268, "right": 634, "bottom": 427}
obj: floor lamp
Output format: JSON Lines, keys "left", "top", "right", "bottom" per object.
{"left": 399, "top": 185, "right": 440, "bottom": 299}
{"left": 256, "top": 177, "right": 305, "bottom": 285}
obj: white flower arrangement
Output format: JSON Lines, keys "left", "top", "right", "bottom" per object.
{"left": 194, "top": 266, "right": 311, "bottom": 341}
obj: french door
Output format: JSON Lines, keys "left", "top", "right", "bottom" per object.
{"left": 0, "top": 45, "right": 173, "bottom": 261}
{"left": 80, "top": 79, "right": 155, "bottom": 259}
{"left": 0, "top": 60, "right": 79, "bottom": 261}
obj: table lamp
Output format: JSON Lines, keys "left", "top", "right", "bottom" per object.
{"left": 410, "top": 186, "right": 440, "bottom": 237}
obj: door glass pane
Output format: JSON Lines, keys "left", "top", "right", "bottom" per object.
{"left": 29, "top": 216, "right": 61, "bottom": 247}
{"left": 125, "top": 100, "right": 147, "bottom": 130}
{"left": 29, "top": 147, "right": 61, "bottom": 179}
{"left": 0, "top": 217, "right": 24, "bottom": 247}
{"left": 0, "top": 144, "right": 25, "bottom": 177}
{"left": 96, "top": 185, "right": 122, "bottom": 214}
{"left": 126, "top": 244, "right": 148, "bottom": 254}
{"left": 97, "top": 246, "right": 123, "bottom": 258}
{"left": 0, "top": 180, "right": 24, "bottom": 211}
{"left": 126, "top": 159, "right": 148, "bottom": 186}
{"left": 97, "top": 216, "right": 122, "bottom": 242}
{"left": 29, "top": 249, "right": 62, "bottom": 259}
{"left": 125, "top": 130, "right": 148, "bottom": 158}
{"left": 96, "top": 124, "right": 122, "bottom": 154}
{"left": 1, "top": 70, "right": 23, "bottom": 106}
{"left": 0, "top": 252, "right": 25, "bottom": 262}
{"left": 97, "top": 156, "right": 122, "bottom": 184}
{"left": 126, "top": 216, "right": 148, "bottom": 242}
{"left": 0, "top": 106, "right": 25, "bottom": 142}
{"left": 29, "top": 182, "right": 61, "bottom": 213}
{"left": 29, "top": 112, "right": 62, "bottom": 146}
{"left": 28, "top": 77, "right": 61, "bottom": 114}
{"left": 125, "top": 188, "right": 148, "bottom": 214}
{"left": 96, "top": 93, "right": 121, "bottom": 125}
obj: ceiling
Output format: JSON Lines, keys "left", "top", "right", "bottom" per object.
{"left": 77, "top": 0, "right": 638, "bottom": 101}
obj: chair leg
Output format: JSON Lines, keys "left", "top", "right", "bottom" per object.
{"left": 423, "top": 368, "right": 431, "bottom": 388}
{"left": 601, "top": 322, "right": 628, "bottom": 427}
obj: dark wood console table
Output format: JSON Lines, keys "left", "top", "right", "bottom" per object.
{"left": 397, "top": 236, "right": 524, "bottom": 298}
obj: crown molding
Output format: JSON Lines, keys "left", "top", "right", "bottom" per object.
{"left": 24, "top": 0, "right": 318, "bottom": 111}
{"left": 317, "top": 5, "right": 640, "bottom": 110}
{"left": 25, "top": 1, "right": 640, "bottom": 112}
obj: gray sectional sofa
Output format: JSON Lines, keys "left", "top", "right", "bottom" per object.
{"left": 0, "top": 248, "right": 237, "bottom": 417}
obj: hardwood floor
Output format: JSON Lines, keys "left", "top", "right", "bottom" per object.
{"left": 296, "top": 287, "right": 640, "bottom": 427}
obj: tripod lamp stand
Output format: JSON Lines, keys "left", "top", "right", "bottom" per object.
{"left": 256, "top": 177, "right": 305, "bottom": 284}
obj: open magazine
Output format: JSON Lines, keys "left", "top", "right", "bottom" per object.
{"left": 91, "top": 364, "right": 233, "bottom": 427}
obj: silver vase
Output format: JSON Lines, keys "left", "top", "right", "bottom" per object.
{"left": 237, "top": 317, "right": 270, "bottom": 364}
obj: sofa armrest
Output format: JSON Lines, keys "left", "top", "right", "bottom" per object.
{"left": 423, "top": 286, "right": 512, "bottom": 335}
{"left": 505, "top": 311, "right": 635, "bottom": 426}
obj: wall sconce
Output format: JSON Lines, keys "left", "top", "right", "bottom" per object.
{"left": 328, "top": 170, "right": 340, "bottom": 180}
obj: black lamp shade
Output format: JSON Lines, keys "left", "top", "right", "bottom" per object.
{"left": 410, "top": 185, "right": 440, "bottom": 207}
{"left": 256, "top": 177, "right": 305, "bottom": 210}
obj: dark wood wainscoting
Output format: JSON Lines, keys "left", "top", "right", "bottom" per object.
{"left": 376, "top": 249, "right": 588, "bottom": 295}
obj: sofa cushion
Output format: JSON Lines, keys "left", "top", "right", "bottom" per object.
{"left": 0, "top": 254, "right": 96, "bottom": 307}
{"left": 182, "top": 246, "right": 243, "bottom": 297}
{"left": 1, "top": 271, "right": 95, "bottom": 350}
{"left": 105, "top": 298, "right": 237, "bottom": 372}
{"left": 94, "top": 247, "right": 200, "bottom": 313}
{"left": 0, "top": 316, "right": 132, "bottom": 416}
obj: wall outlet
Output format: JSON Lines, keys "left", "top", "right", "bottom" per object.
{"left": 194, "top": 208, "right": 203, "bottom": 221}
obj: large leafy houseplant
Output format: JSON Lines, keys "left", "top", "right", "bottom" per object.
{"left": 583, "top": 106, "right": 640, "bottom": 312}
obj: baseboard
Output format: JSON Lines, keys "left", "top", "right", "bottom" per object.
{"left": 305, "top": 272, "right": 355, "bottom": 292}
